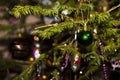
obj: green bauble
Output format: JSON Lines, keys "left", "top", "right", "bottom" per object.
{"left": 77, "top": 30, "right": 93, "bottom": 46}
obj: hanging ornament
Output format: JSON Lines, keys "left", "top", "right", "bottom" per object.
{"left": 71, "top": 54, "right": 80, "bottom": 72}
{"left": 77, "top": 30, "right": 93, "bottom": 46}
{"left": 9, "top": 33, "right": 33, "bottom": 60}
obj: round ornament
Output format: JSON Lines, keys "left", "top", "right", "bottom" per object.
{"left": 77, "top": 30, "right": 93, "bottom": 46}
{"left": 9, "top": 34, "right": 33, "bottom": 60}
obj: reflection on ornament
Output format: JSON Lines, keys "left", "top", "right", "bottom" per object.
{"left": 42, "top": 75, "right": 47, "bottom": 79}
{"left": 15, "top": 44, "right": 22, "bottom": 50}
{"left": 29, "top": 57, "right": 34, "bottom": 62}
{"left": 9, "top": 36, "right": 33, "bottom": 60}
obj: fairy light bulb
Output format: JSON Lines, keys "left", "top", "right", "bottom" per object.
{"left": 42, "top": 75, "right": 47, "bottom": 79}
{"left": 98, "top": 38, "right": 108, "bottom": 80}
{"left": 34, "top": 50, "right": 40, "bottom": 59}
{"left": 80, "top": 71, "right": 83, "bottom": 74}
{"left": 18, "top": 33, "right": 22, "bottom": 38}
{"left": 35, "top": 43, "right": 40, "bottom": 48}
{"left": 34, "top": 36, "right": 39, "bottom": 41}
{"left": 29, "top": 57, "right": 34, "bottom": 62}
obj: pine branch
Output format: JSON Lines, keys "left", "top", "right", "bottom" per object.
{"left": 12, "top": 5, "right": 76, "bottom": 18}
{"left": 107, "top": 4, "right": 120, "bottom": 13}
{"left": 32, "top": 20, "right": 84, "bottom": 39}
{"left": 13, "top": 54, "right": 47, "bottom": 80}
{"left": 34, "top": 23, "right": 58, "bottom": 29}
{"left": 79, "top": 66, "right": 99, "bottom": 80}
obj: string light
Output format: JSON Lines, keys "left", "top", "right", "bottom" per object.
{"left": 33, "top": 35, "right": 41, "bottom": 60}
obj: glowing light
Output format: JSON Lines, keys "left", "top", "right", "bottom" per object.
{"left": 34, "top": 36, "right": 39, "bottom": 41}
{"left": 94, "top": 29, "right": 97, "bottom": 33}
{"left": 29, "top": 57, "right": 34, "bottom": 62}
{"left": 18, "top": 33, "right": 22, "bottom": 38}
{"left": 80, "top": 71, "right": 83, "bottom": 74}
{"left": 42, "top": 75, "right": 47, "bottom": 79}
{"left": 72, "top": 65, "right": 77, "bottom": 70}
{"left": 34, "top": 50, "right": 40, "bottom": 59}
{"left": 35, "top": 43, "right": 40, "bottom": 48}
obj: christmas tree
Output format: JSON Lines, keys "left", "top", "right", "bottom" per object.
{"left": 11, "top": 0, "right": 120, "bottom": 80}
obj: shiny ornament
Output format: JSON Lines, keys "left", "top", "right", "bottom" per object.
{"left": 77, "top": 30, "right": 93, "bottom": 46}
{"left": 71, "top": 54, "right": 80, "bottom": 72}
{"left": 9, "top": 36, "right": 33, "bottom": 60}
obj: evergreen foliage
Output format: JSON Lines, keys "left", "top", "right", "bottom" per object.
{"left": 11, "top": 0, "right": 120, "bottom": 80}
